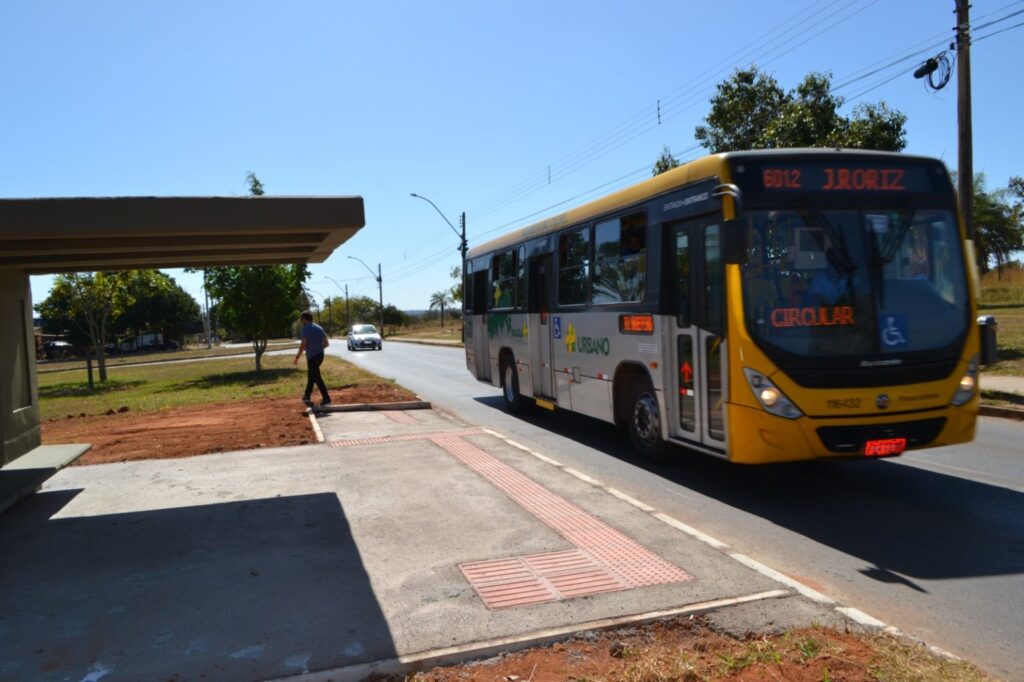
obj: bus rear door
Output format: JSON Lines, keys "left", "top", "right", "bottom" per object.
{"left": 670, "top": 217, "right": 726, "bottom": 452}
{"left": 471, "top": 269, "right": 491, "bottom": 382}
{"left": 528, "top": 254, "right": 555, "bottom": 400}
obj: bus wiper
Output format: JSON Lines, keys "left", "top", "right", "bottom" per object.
{"left": 798, "top": 208, "right": 857, "bottom": 274}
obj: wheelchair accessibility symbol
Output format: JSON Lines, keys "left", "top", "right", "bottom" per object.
{"left": 881, "top": 314, "right": 908, "bottom": 348}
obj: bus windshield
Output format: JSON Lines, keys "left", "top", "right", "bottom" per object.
{"left": 741, "top": 207, "right": 968, "bottom": 358}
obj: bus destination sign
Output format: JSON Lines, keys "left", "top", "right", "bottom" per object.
{"left": 755, "top": 163, "right": 936, "bottom": 194}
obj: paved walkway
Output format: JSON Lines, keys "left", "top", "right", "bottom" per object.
{"left": 0, "top": 408, "right": 863, "bottom": 682}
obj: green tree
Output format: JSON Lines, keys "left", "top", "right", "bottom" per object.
{"left": 116, "top": 272, "right": 201, "bottom": 347}
{"left": 429, "top": 290, "right": 452, "bottom": 328}
{"left": 346, "top": 295, "right": 381, "bottom": 328}
{"left": 35, "top": 270, "right": 167, "bottom": 382}
{"left": 449, "top": 266, "right": 464, "bottom": 304}
{"left": 652, "top": 145, "right": 681, "bottom": 176}
{"left": 205, "top": 265, "right": 307, "bottom": 371}
{"left": 381, "top": 304, "right": 409, "bottom": 335}
{"left": 695, "top": 67, "right": 907, "bottom": 153}
{"left": 972, "top": 174, "right": 1024, "bottom": 274}
{"left": 245, "top": 171, "right": 265, "bottom": 196}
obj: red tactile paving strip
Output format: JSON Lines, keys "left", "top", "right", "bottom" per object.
{"left": 328, "top": 428, "right": 691, "bottom": 608}
{"left": 460, "top": 549, "right": 628, "bottom": 608}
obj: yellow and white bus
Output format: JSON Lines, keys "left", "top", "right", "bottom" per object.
{"left": 465, "top": 150, "right": 982, "bottom": 463}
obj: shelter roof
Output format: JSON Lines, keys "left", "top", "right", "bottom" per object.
{"left": 0, "top": 196, "right": 365, "bottom": 273}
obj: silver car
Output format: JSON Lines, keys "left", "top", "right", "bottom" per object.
{"left": 347, "top": 324, "right": 382, "bottom": 351}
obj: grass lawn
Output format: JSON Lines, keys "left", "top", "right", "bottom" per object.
{"left": 38, "top": 339, "right": 299, "bottom": 374}
{"left": 389, "top": 319, "right": 464, "bottom": 344}
{"left": 978, "top": 304, "right": 1024, "bottom": 377}
{"left": 36, "top": 354, "right": 397, "bottom": 421}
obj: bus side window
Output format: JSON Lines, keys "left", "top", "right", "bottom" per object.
{"left": 558, "top": 227, "right": 590, "bottom": 305}
{"left": 516, "top": 245, "right": 527, "bottom": 309}
{"left": 593, "top": 212, "right": 646, "bottom": 304}
{"left": 491, "top": 251, "right": 516, "bottom": 309}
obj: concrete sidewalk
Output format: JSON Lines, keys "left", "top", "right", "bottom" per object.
{"left": 0, "top": 408, "right": 861, "bottom": 682}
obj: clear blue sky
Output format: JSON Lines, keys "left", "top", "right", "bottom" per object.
{"left": 3, "top": 0, "right": 1021, "bottom": 312}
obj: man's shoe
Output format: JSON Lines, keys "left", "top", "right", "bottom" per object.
{"left": 302, "top": 397, "right": 313, "bottom": 405}
{"left": 320, "top": 399, "right": 332, "bottom": 406}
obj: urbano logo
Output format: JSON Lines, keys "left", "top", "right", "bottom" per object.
{"left": 565, "top": 323, "right": 610, "bottom": 355}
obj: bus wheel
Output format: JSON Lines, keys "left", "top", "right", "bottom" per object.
{"left": 501, "top": 357, "right": 529, "bottom": 414}
{"left": 629, "top": 382, "right": 666, "bottom": 462}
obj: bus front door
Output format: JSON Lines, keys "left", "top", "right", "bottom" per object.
{"left": 671, "top": 218, "right": 726, "bottom": 452}
{"left": 528, "top": 255, "right": 555, "bottom": 400}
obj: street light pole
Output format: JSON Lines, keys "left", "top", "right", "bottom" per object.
{"left": 348, "top": 256, "right": 385, "bottom": 337}
{"left": 410, "top": 193, "right": 467, "bottom": 341}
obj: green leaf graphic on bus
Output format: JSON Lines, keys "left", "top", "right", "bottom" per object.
{"left": 566, "top": 323, "right": 610, "bottom": 355}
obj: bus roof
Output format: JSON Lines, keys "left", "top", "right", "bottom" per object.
{"left": 467, "top": 148, "right": 936, "bottom": 260}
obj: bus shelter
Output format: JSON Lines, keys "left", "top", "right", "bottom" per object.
{"left": 0, "top": 195, "right": 365, "bottom": 508}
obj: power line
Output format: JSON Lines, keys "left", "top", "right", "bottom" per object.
{"left": 383, "top": 3, "right": 1024, "bottom": 292}
{"left": 467, "top": 0, "right": 871, "bottom": 221}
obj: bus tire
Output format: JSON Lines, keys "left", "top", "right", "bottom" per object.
{"left": 628, "top": 381, "right": 667, "bottom": 462}
{"left": 500, "top": 356, "right": 529, "bottom": 414}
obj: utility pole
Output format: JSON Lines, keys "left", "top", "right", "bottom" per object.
{"left": 345, "top": 285, "right": 350, "bottom": 332}
{"left": 459, "top": 212, "right": 467, "bottom": 343}
{"left": 956, "top": 0, "right": 973, "bottom": 239}
{"left": 377, "top": 263, "right": 385, "bottom": 337}
{"left": 325, "top": 297, "right": 333, "bottom": 337}
{"left": 347, "top": 255, "right": 384, "bottom": 337}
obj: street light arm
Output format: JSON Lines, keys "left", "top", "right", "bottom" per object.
{"left": 410, "top": 193, "right": 461, "bottom": 241}
{"left": 347, "top": 255, "right": 379, "bottom": 282}
{"left": 323, "top": 275, "right": 346, "bottom": 292}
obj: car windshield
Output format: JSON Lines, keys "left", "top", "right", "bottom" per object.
{"left": 352, "top": 325, "right": 377, "bottom": 334}
{"left": 741, "top": 207, "right": 968, "bottom": 358}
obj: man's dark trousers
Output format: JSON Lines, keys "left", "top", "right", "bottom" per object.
{"left": 304, "top": 353, "right": 330, "bottom": 402}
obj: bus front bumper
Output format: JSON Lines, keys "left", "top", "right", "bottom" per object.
{"left": 725, "top": 400, "right": 978, "bottom": 464}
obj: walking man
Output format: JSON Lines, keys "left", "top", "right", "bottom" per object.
{"left": 294, "top": 311, "right": 331, "bottom": 406}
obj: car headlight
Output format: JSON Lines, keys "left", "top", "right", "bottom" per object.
{"left": 744, "top": 368, "right": 803, "bottom": 419}
{"left": 950, "top": 355, "right": 979, "bottom": 406}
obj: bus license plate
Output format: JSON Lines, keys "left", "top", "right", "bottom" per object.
{"left": 864, "top": 438, "right": 906, "bottom": 457}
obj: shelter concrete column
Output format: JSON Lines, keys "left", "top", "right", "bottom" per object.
{"left": 0, "top": 269, "right": 40, "bottom": 465}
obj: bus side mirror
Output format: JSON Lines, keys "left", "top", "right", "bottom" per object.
{"left": 722, "top": 219, "right": 746, "bottom": 264}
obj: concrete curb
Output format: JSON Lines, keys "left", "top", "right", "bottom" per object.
{"left": 314, "top": 400, "right": 432, "bottom": 413}
{"left": 979, "top": 404, "right": 1024, "bottom": 421}
{"left": 269, "top": 590, "right": 790, "bottom": 682}
{"left": 305, "top": 407, "right": 325, "bottom": 443}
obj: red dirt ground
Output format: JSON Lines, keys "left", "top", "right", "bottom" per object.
{"left": 41, "top": 384, "right": 415, "bottom": 465}
{"left": 399, "top": 618, "right": 971, "bottom": 682}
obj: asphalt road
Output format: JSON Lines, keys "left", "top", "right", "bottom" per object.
{"left": 334, "top": 340, "right": 1024, "bottom": 680}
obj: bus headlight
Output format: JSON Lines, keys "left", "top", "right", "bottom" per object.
{"left": 744, "top": 368, "right": 803, "bottom": 419}
{"left": 950, "top": 356, "right": 979, "bottom": 406}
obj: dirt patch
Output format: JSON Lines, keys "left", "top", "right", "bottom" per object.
{"left": 42, "top": 383, "right": 415, "bottom": 465}
{"left": 399, "top": 617, "right": 984, "bottom": 682}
